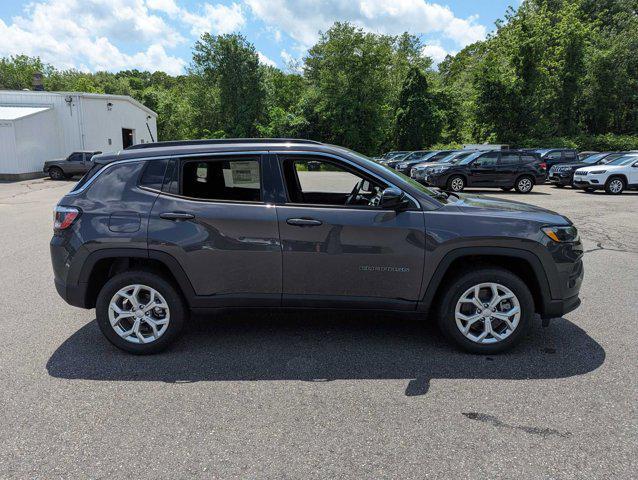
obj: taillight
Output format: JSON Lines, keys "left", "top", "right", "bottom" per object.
{"left": 53, "top": 206, "right": 80, "bottom": 231}
{"left": 539, "top": 162, "right": 547, "bottom": 171}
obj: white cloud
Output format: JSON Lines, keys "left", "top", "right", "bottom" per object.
{"left": 422, "top": 44, "right": 451, "bottom": 65}
{"left": 146, "top": 0, "right": 181, "bottom": 16}
{"left": 180, "top": 3, "right": 245, "bottom": 36}
{"left": 280, "top": 49, "right": 302, "bottom": 73}
{"left": 245, "top": 0, "right": 487, "bottom": 50}
{"left": 257, "top": 51, "right": 276, "bottom": 66}
{"left": 0, "top": 0, "right": 186, "bottom": 74}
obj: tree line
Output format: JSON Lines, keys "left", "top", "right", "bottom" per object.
{"left": 1, "top": 0, "right": 636, "bottom": 155}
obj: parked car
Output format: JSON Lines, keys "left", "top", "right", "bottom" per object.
{"left": 379, "top": 151, "right": 410, "bottom": 163}
{"left": 572, "top": 153, "right": 638, "bottom": 194}
{"left": 50, "top": 138, "right": 583, "bottom": 355}
{"left": 578, "top": 151, "right": 598, "bottom": 161}
{"left": 419, "top": 150, "right": 546, "bottom": 193}
{"left": 525, "top": 148, "right": 578, "bottom": 169}
{"left": 410, "top": 151, "right": 476, "bottom": 183}
{"left": 548, "top": 152, "right": 627, "bottom": 187}
{"left": 394, "top": 150, "right": 455, "bottom": 175}
{"left": 384, "top": 152, "right": 412, "bottom": 169}
{"left": 43, "top": 151, "right": 101, "bottom": 180}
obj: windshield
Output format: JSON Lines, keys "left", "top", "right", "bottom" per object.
{"left": 403, "top": 151, "right": 432, "bottom": 162}
{"left": 605, "top": 154, "right": 638, "bottom": 166}
{"left": 582, "top": 153, "right": 608, "bottom": 164}
{"left": 342, "top": 148, "right": 452, "bottom": 203}
{"left": 458, "top": 151, "right": 485, "bottom": 165}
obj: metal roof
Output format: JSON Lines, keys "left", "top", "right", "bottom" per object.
{"left": 0, "top": 106, "right": 51, "bottom": 121}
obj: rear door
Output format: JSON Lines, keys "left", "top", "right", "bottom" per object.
{"left": 147, "top": 153, "right": 282, "bottom": 306}
{"left": 275, "top": 153, "right": 425, "bottom": 309}
{"left": 467, "top": 152, "right": 500, "bottom": 186}
{"left": 497, "top": 152, "right": 521, "bottom": 186}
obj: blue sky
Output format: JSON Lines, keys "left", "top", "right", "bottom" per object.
{"left": 0, "top": 1, "right": 516, "bottom": 75}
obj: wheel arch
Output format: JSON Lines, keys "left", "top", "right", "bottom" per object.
{"left": 77, "top": 249, "right": 196, "bottom": 308}
{"left": 419, "top": 247, "right": 552, "bottom": 317}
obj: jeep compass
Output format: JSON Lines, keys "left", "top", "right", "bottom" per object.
{"left": 50, "top": 139, "right": 583, "bottom": 354}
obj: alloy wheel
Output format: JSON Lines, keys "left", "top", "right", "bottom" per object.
{"left": 454, "top": 282, "right": 521, "bottom": 344}
{"left": 517, "top": 178, "right": 532, "bottom": 192}
{"left": 608, "top": 179, "right": 623, "bottom": 194}
{"left": 450, "top": 177, "right": 464, "bottom": 192}
{"left": 108, "top": 284, "right": 170, "bottom": 344}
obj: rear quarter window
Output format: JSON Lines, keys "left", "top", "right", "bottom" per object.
{"left": 139, "top": 159, "right": 168, "bottom": 191}
{"left": 69, "top": 164, "right": 104, "bottom": 192}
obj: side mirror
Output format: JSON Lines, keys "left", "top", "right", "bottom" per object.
{"left": 380, "top": 187, "right": 409, "bottom": 210}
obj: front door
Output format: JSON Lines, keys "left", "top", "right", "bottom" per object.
{"left": 147, "top": 155, "right": 282, "bottom": 305}
{"left": 275, "top": 154, "right": 426, "bottom": 309}
{"left": 467, "top": 151, "right": 500, "bottom": 186}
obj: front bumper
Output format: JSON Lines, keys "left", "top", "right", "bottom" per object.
{"left": 548, "top": 172, "right": 573, "bottom": 185}
{"left": 573, "top": 175, "right": 604, "bottom": 189}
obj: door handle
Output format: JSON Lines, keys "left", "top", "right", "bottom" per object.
{"left": 286, "top": 217, "right": 323, "bottom": 227}
{"left": 160, "top": 212, "right": 194, "bottom": 221}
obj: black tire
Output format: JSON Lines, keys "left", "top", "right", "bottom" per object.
{"left": 500, "top": 187, "right": 512, "bottom": 192}
{"left": 436, "top": 268, "right": 534, "bottom": 354}
{"left": 514, "top": 175, "right": 534, "bottom": 193}
{"left": 95, "top": 270, "right": 186, "bottom": 354}
{"left": 446, "top": 175, "right": 465, "bottom": 192}
{"left": 604, "top": 176, "right": 625, "bottom": 195}
{"left": 48, "top": 167, "right": 64, "bottom": 180}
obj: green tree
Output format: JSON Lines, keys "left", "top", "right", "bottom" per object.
{"left": 393, "top": 66, "right": 441, "bottom": 149}
{"left": 191, "top": 33, "right": 265, "bottom": 137}
{"left": 0, "top": 55, "right": 50, "bottom": 90}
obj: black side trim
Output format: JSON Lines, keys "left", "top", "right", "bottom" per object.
{"left": 283, "top": 294, "right": 416, "bottom": 311}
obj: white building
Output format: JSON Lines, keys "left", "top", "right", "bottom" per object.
{"left": 0, "top": 90, "right": 158, "bottom": 180}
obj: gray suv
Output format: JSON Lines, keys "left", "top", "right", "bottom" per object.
{"left": 50, "top": 139, "right": 584, "bottom": 354}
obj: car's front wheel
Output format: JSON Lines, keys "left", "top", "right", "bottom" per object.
{"left": 95, "top": 270, "right": 186, "bottom": 354}
{"left": 605, "top": 177, "right": 625, "bottom": 195}
{"left": 437, "top": 268, "right": 534, "bottom": 354}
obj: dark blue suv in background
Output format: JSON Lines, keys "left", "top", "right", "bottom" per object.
{"left": 51, "top": 139, "right": 583, "bottom": 355}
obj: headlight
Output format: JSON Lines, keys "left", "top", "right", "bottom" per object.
{"left": 542, "top": 226, "right": 579, "bottom": 243}
{"left": 590, "top": 170, "right": 607, "bottom": 174}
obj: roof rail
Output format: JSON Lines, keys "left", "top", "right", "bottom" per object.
{"left": 125, "top": 138, "right": 323, "bottom": 150}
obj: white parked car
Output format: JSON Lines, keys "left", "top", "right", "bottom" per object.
{"left": 572, "top": 153, "right": 638, "bottom": 194}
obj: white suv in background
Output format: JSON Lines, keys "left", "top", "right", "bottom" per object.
{"left": 573, "top": 153, "right": 638, "bottom": 194}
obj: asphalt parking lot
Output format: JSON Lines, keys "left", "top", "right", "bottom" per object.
{"left": 0, "top": 179, "right": 636, "bottom": 479}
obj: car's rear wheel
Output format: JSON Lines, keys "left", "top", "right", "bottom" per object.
{"left": 437, "top": 268, "right": 534, "bottom": 354}
{"left": 514, "top": 175, "right": 534, "bottom": 193}
{"left": 96, "top": 270, "right": 186, "bottom": 354}
{"left": 48, "top": 167, "right": 64, "bottom": 180}
{"left": 605, "top": 177, "right": 625, "bottom": 195}
{"left": 447, "top": 175, "right": 465, "bottom": 192}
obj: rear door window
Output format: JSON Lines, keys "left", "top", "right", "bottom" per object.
{"left": 180, "top": 156, "right": 261, "bottom": 202}
{"left": 499, "top": 153, "right": 520, "bottom": 165}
